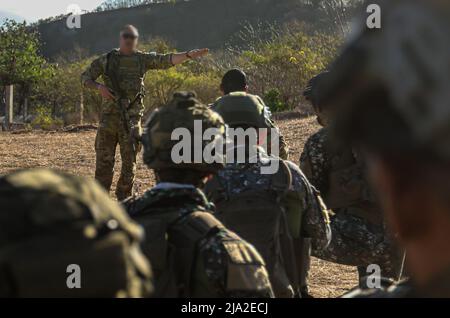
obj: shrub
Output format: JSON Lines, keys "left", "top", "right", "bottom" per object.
{"left": 31, "top": 105, "right": 64, "bottom": 130}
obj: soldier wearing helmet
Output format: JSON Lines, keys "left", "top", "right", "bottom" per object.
{"left": 205, "top": 80, "right": 332, "bottom": 297}
{"left": 123, "top": 92, "right": 274, "bottom": 298}
{"left": 0, "top": 168, "right": 153, "bottom": 298}
{"left": 321, "top": 0, "right": 450, "bottom": 297}
{"left": 301, "top": 71, "right": 403, "bottom": 285}
{"left": 211, "top": 69, "right": 290, "bottom": 160}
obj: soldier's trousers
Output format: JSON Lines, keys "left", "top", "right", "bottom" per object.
{"left": 95, "top": 113, "right": 140, "bottom": 200}
{"left": 312, "top": 212, "right": 404, "bottom": 280}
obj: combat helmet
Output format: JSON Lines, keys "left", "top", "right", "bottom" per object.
{"left": 212, "top": 92, "right": 269, "bottom": 129}
{"left": 0, "top": 168, "right": 153, "bottom": 298}
{"left": 320, "top": 0, "right": 450, "bottom": 160}
{"left": 143, "top": 91, "right": 226, "bottom": 172}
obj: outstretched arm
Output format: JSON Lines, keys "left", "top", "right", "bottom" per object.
{"left": 171, "top": 48, "right": 209, "bottom": 65}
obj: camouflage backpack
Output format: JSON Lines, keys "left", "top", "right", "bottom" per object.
{"left": 0, "top": 169, "right": 152, "bottom": 298}
{"left": 205, "top": 159, "right": 300, "bottom": 298}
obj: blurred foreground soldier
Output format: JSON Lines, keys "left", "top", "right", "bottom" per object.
{"left": 81, "top": 24, "right": 209, "bottom": 200}
{"left": 204, "top": 114, "right": 331, "bottom": 298}
{"left": 301, "top": 72, "right": 403, "bottom": 283}
{"left": 320, "top": 0, "right": 450, "bottom": 297}
{"left": 124, "top": 92, "right": 274, "bottom": 298}
{"left": 211, "top": 69, "right": 290, "bottom": 160}
{"left": 0, "top": 169, "right": 152, "bottom": 298}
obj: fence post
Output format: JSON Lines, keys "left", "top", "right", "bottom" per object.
{"left": 5, "top": 85, "right": 13, "bottom": 130}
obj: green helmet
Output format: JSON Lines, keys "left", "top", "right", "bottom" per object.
{"left": 143, "top": 91, "right": 226, "bottom": 173}
{"left": 320, "top": 0, "right": 450, "bottom": 160}
{"left": 0, "top": 168, "right": 153, "bottom": 298}
{"left": 212, "top": 92, "right": 269, "bottom": 128}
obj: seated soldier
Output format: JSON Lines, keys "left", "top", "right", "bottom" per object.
{"left": 123, "top": 92, "right": 274, "bottom": 298}
{"left": 320, "top": 0, "right": 450, "bottom": 298}
{"left": 211, "top": 69, "right": 289, "bottom": 160}
{"left": 0, "top": 168, "right": 152, "bottom": 298}
{"left": 204, "top": 113, "right": 332, "bottom": 298}
{"left": 301, "top": 72, "right": 403, "bottom": 285}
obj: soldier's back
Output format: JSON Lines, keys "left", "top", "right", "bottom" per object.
{"left": 0, "top": 168, "right": 153, "bottom": 298}
{"left": 204, "top": 153, "right": 331, "bottom": 297}
{"left": 124, "top": 184, "right": 273, "bottom": 298}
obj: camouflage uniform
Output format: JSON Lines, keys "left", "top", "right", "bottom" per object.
{"left": 204, "top": 149, "right": 331, "bottom": 297}
{"left": 81, "top": 49, "right": 174, "bottom": 200}
{"left": 123, "top": 92, "right": 274, "bottom": 298}
{"left": 0, "top": 168, "right": 152, "bottom": 298}
{"left": 319, "top": 0, "right": 450, "bottom": 298}
{"left": 124, "top": 184, "right": 273, "bottom": 297}
{"left": 211, "top": 92, "right": 290, "bottom": 160}
{"left": 300, "top": 128, "right": 402, "bottom": 280}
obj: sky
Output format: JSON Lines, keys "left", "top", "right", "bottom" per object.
{"left": 0, "top": 0, "right": 104, "bottom": 22}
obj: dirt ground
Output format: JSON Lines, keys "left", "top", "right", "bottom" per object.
{"left": 0, "top": 116, "right": 358, "bottom": 298}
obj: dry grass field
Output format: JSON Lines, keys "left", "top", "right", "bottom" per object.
{"left": 0, "top": 115, "right": 358, "bottom": 298}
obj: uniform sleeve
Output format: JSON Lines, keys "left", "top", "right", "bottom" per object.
{"left": 286, "top": 162, "right": 331, "bottom": 252}
{"left": 194, "top": 229, "right": 274, "bottom": 298}
{"left": 264, "top": 118, "right": 290, "bottom": 160}
{"left": 142, "top": 52, "right": 174, "bottom": 71}
{"left": 81, "top": 55, "right": 107, "bottom": 85}
{"left": 299, "top": 129, "right": 330, "bottom": 192}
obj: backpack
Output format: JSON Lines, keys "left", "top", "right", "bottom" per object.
{"left": 206, "top": 160, "right": 300, "bottom": 298}
{"left": 0, "top": 169, "right": 152, "bottom": 298}
{"left": 129, "top": 203, "right": 225, "bottom": 297}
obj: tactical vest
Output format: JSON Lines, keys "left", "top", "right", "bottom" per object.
{"left": 105, "top": 49, "right": 147, "bottom": 100}
{"left": 325, "top": 147, "right": 383, "bottom": 225}
{"left": 212, "top": 92, "right": 269, "bottom": 128}
{"left": 130, "top": 203, "right": 268, "bottom": 297}
{"left": 207, "top": 160, "right": 302, "bottom": 298}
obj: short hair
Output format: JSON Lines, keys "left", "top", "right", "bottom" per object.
{"left": 221, "top": 69, "right": 247, "bottom": 94}
{"left": 120, "top": 25, "right": 139, "bottom": 37}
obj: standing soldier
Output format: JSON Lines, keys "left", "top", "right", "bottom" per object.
{"left": 81, "top": 25, "right": 209, "bottom": 200}
{"left": 300, "top": 72, "right": 403, "bottom": 284}
{"left": 123, "top": 92, "right": 274, "bottom": 298}
{"left": 211, "top": 69, "right": 290, "bottom": 160}
{"left": 321, "top": 0, "right": 450, "bottom": 298}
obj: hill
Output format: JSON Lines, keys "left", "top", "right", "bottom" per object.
{"left": 36, "top": 0, "right": 329, "bottom": 59}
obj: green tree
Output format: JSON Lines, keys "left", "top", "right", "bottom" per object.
{"left": 0, "top": 19, "right": 53, "bottom": 121}
{"left": 0, "top": 19, "right": 53, "bottom": 87}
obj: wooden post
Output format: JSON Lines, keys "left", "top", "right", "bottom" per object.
{"left": 79, "top": 91, "right": 84, "bottom": 125}
{"left": 23, "top": 97, "right": 28, "bottom": 121}
{"left": 5, "top": 85, "right": 13, "bottom": 130}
